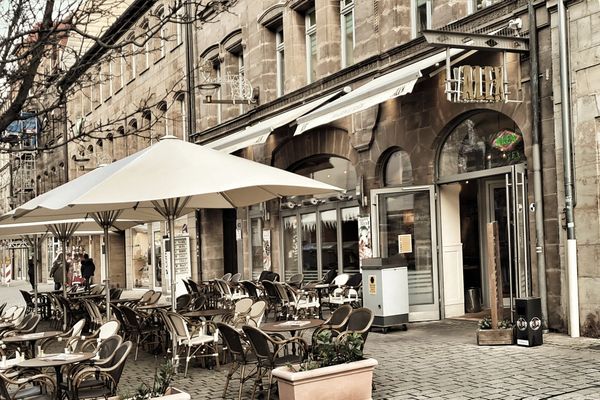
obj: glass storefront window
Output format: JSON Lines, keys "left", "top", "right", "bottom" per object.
{"left": 132, "top": 225, "right": 150, "bottom": 288}
{"left": 301, "top": 213, "right": 318, "bottom": 281}
{"left": 153, "top": 230, "right": 162, "bottom": 289}
{"left": 379, "top": 191, "right": 433, "bottom": 305}
{"left": 341, "top": 207, "right": 359, "bottom": 274}
{"left": 283, "top": 216, "right": 299, "bottom": 281}
{"left": 439, "top": 111, "right": 525, "bottom": 178}
{"left": 250, "top": 217, "right": 263, "bottom": 280}
{"left": 320, "top": 210, "right": 338, "bottom": 272}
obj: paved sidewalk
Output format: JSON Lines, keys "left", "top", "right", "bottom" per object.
{"left": 117, "top": 319, "right": 600, "bottom": 399}
{"left": 3, "top": 282, "right": 597, "bottom": 399}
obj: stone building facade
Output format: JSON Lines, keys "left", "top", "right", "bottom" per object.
{"left": 29, "top": 0, "right": 600, "bottom": 336}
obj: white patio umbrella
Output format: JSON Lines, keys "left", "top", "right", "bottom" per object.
{"left": 0, "top": 217, "right": 139, "bottom": 327}
{"left": 2, "top": 135, "right": 342, "bottom": 311}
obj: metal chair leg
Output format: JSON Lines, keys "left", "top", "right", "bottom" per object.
{"left": 238, "top": 363, "right": 246, "bottom": 400}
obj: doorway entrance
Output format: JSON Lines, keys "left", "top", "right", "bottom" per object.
{"left": 438, "top": 164, "right": 530, "bottom": 320}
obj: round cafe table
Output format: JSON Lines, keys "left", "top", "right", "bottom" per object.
{"left": 2, "top": 331, "right": 62, "bottom": 358}
{"left": 182, "top": 309, "right": 227, "bottom": 321}
{"left": 17, "top": 352, "right": 95, "bottom": 398}
{"left": 260, "top": 319, "right": 324, "bottom": 338}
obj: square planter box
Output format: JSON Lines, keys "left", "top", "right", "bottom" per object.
{"left": 272, "top": 358, "right": 378, "bottom": 400}
{"left": 477, "top": 328, "right": 515, "bottom": 345}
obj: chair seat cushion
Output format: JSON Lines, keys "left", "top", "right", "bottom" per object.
{"left": 184, "top": 334, "right": 214, "bottom": 345}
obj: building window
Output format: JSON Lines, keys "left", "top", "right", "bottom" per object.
{"left": 157, "top": 101, "right": 169, "bottom": 138}
{"left": 305, "top": 8, "right": 317, "bottom": 84}
{"left": 438, "top": 111, "right": 525, "bottom": 178}
{"left": 119, "top": 51, "right": 125, "bottom": 89}
{"left": 176, "top": 7, "right": 184, "bottom": 46}
{"left": 214, "top": 62, "right": 222, "bottom": 124}
{"left": 384, "top": 150, "right": 413, "bottom": 187}
{"left": 412, "top": 0, "right": 432, "bottom": 38}
{"left": 126, "top": 34, "right": 136, "bottom": 82}
{"left": 340, "top": 0, "right": 355, "bottom": 67}
{"left": 108, "top": 61, "right": 114, "bottom": 97}
{"left": 175, "top": 93, "right": 186, "bottom": 140}
{"left": 141, "top": 21, "right": 151, "bottom": 71}
{"left": 276, "top": 28, "right": 285, "bottom": 96}
{"left": 158, "top": 10, "right": 166, "bottom": 59}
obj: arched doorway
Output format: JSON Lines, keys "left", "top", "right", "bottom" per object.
{"left": 436, "top": 111, "right": 529, "bottom": 320}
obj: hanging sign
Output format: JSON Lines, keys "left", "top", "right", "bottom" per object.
{"left": 490, "top": 129, "right": 522, "bottom": 151}
{"left": 357, "top": 216, "right": 372, "bottom": 266}
{"left": 450, "top": 65, "right": 505, "bottom": 103}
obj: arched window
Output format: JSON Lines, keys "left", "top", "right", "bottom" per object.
{"left": 291, "top": 155, "right": 356, "bottom": 196}
{"left": 384, "top": 149, "right": 413, "bottom": 186}
{"left": 155, "top": 6, "right": 166, "bottom": 61}
{"left": 438, "top": 111, "right": 525, "bottom": 178}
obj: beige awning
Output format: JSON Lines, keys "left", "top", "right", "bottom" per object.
{"left": 207, "top": 91, "right": 341, "bottom": 153}
{"left": 295, "top": 49, "right": 462, "bottom": 135}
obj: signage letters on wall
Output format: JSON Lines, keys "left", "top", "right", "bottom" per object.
{"left": 450, "top": 65, "right": 505, "bottom": 103}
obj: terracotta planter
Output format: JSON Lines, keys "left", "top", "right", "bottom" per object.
{"left": 476, "top": 328, "right": 515, "bottom": 345}
{"left": 272, "top": 358, "right": 378, "bottom": 400}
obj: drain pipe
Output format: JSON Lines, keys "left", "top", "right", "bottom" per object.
{"left": 528, "top": 1, "right": 548, "bottom": 328}
{"left": 558, "top": 0, "right": 579, "bottom": 337}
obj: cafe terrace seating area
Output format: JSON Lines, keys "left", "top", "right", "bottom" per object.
{"left": 0, "top": 270, "right": 371, "bottom": 399}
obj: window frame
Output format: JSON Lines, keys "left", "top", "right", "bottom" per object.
{"left": 276, "top": 27, "right": 285, "bottom": 97}
{"left": 340, "top": 0, "right": 355, "bottom": 68}
{"left": 411, "top": 0, "right": 432, "bottom": 39}
{"left": 305, "top": 8, "right": 317, "bottom": 84}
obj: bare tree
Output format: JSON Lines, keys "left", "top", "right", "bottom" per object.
{"left": 0, "top": 0, "right": 237, "bottom": 153}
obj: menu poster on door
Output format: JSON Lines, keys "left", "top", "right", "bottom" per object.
{"left": 357, "top": 216, "right": 372, "bottom": 265}
{"left": 173, "top": 236, "right": 191, "bottom": 278}
{"left": 262, "top": 229, "right": 271, "bottom": 270}
{"left": 398, "top": 234, "right": 413, "bottom": 254}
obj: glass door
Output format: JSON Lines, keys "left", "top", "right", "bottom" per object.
{"left": 371, "top": 186, "right": 439, "bottom": 321}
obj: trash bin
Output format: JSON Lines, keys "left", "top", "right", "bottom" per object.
{"left": 515, "top": 297, "right": 543, "bottom": 347}
{"left": 361, "top": 258, "right": 409, "bottom": 333}
{"left": 465, "top": 287, "right": 482, "bottom": 313}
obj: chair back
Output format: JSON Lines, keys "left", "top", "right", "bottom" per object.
{"left": 256, "top": 270, "right": 270, "bottom": 282}
{"left": 346, "top": 308, "right": 374, "bottom": 335}
{"left": 110, "top": 305, "right": 127, "bottom": 329}
{"left": 14, "top": 313, "right": 33, "bottom": 329}
{"left": 20, "top": 314, "right": 40, "bottom": 333}
{"left": 321, "top": 269, "right": 337, "bottom": 284}
{"left": 182, "top": 279, "right": 192, "bottom": 295}
{"left": 233, "top": 298, "right": 253, "bottom": 315}
{"left": 187, "top": 279, "right": 201, "bottom": 294}
{"left": 11, "top": 306, "right": 25, "bottom": 324}
{"left": 326, "top": 304, "right": 353, "bottom": 329}
{"left": 261, "top": 280, "right": 280, "bottom": 305}
{"left": 1, "top": 306, "right": 16, "bottom": 320}
{"left": 108, "top": 341, "right": 133, "bottom": 387}
{"left": 166, "top": 312, "right": 191, "bottom": 341}
{"left": 90, "top": 285, "right": 105, "bottom": 295}
{"left": 190, "top": 295, "right": 207, "bottom": 311}
{"left": 247, "top": 301, "right": 267, "bottom": 327}
{"left": 346, "top": 273, "right": 362, "bottom": 288}
{"left": 98, "top": 320, "right": 120, "bottom": 339}
{"left": 217, "top": 322, "right": 247, "bottom": 361}
{"left": 287, "top": 273, "right": 304, "bottom": 289}
{"left": 176, "top": 294, "right": 192, "bottom": 312}
{"left": 221, "top": 273, "right": 232, "bottom": 282}
{"left": 138, "top": 290, "right": 154, "bottom": 305}
{"left": 230, "top": 273, "right": 242, "bottom": 284}
{"left": 19, "top": 290, "right": 34, "bottom": 307}
{"left": 109, "top": 287, "right": 123, "bottom": 300}
{"left": 97, "top": 335, "right": 123, "bottom": 364}
{"left": 332, "top": 273, "right": 350, "bottom": 287}
{"left": 240, "top": 281, "right": 259, "bottom": 299}
{"left": 72, "top": 319, "right": 86, "bottom": 336}
{"left": 147, "top": 291, "right": 162, "bottom": 305}
{"left": 242, "top": 325, "right": 275, "bottom": 365}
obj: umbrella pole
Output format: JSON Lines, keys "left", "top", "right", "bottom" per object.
{"left": 61, "top": 238, "right": 68, "bottom": 329}
{"left": 33, "top": 235, "right": 38, "bottom": 314}
{"left": 103, "top": 226, "right": 111, "bottom": 319}
{"left": 168, "top": 216, "right": 177, "bottom": 311}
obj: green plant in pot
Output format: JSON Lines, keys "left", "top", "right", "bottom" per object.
{"left": 120, "top": 360, "right": 181, "bottom": 400}
{"left": 273, "top": 329, "right": 378, "bottom": 400}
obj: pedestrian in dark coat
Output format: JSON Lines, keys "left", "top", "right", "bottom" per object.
{"left": 28, "top": 257, "right": 35, "bottom": 289}
{"left": 80, "top": 253, "right": 96, "bottom": 291}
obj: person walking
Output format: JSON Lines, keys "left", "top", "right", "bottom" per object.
{"left": 49, "top": 253, "right": 64, "bottom": 291}
{"left": 80, "top": 253, "right": 96, "bottom": 291}
{"left": 27, "top": 257, "right": 35, "bottom": 289}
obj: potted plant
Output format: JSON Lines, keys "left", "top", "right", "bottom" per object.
{"left": 272, "top": 331, "right": 378, "bottom": 400}
{"left": 114, "top": 361, "right": 190, "bottom": 400}
{"left": 476, "top": 317, "right": 515, "bottom": 345}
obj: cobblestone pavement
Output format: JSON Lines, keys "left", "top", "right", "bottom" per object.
{"left": 117, "top": 319, "right": 600, "bottom": 400}
{"left": 3, "top": 280, "right": 599, "bottom": 399}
